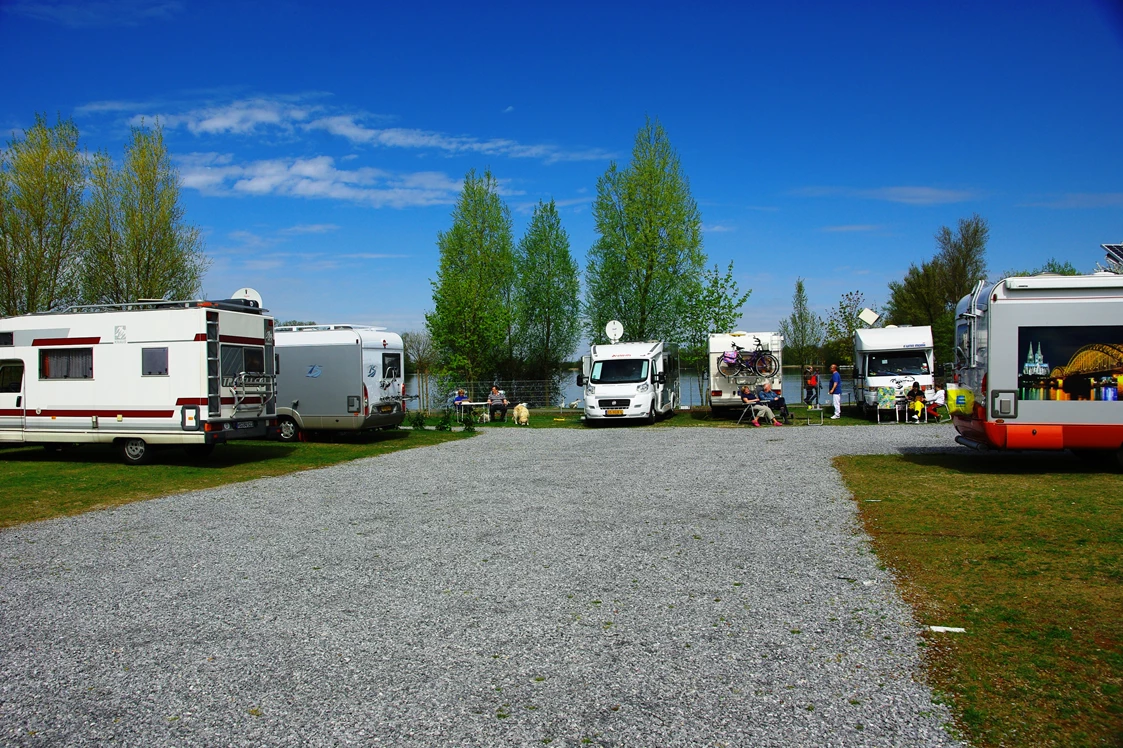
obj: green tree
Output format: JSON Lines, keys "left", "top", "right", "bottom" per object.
{"left": 513, "top": 199, "right": 580, "bottom": 384}
{"left": 885, "top": 215, "right": 989, "bottom": 366}
{"left": 1003, "top": 257, "right": 1081, "bottom": 277}
{"left": 426, "top": 169, "right": 514, "bottom": 380}
{"left": 681, "top": 261, "right": 751, "bottom": 401}
{"left": 78, "top": 122, "right": 209, "bottom": 304}
{"left": 584, "top": 117, "right": 705, "bottom": 343}
{"left": 777, "top": 278, "right": 825, "bottom": 367}
{"left": 0, "top": 113, "right": 85, "bottom": 315}
{"left": 402, "top": 330, "right": 437, "bottom": 411}
{"left": 822, "top": 290, "right": 875, "bottom": 367}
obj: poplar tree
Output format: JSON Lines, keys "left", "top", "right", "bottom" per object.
{"left": 426, "top": 169, "right": 514, "bottom": 381}
{"left": 777, "top": 278, "right": 825, "bottom": 367}
{"left": 0, "top": 114, "right": 85, "bottom": 315}
{"left": 79, "top": 122, "right": 209, "bottom": 304}
{"left": 584, "top": 117, "right": 705, "bottom": 343}
{"left": 513, "top": 199, "right": 580, "bottom": 382}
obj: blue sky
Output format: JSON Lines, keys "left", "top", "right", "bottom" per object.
{"left": 2, "top": 0, "right": 1121, "bottom": 335}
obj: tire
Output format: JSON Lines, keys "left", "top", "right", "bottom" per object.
{"left": 753, "top": 353, "right": 779, "bottom": 378}
{"left": 278, "top": 417, "right": 300, "bottom": 442}
{"left": 717, "top": 359, "right": 739, "bottom": 378}
{"left": 646, "top": 405, "right": 656, "bottom": 425}
{"left": 119, "top": 438, "right": 154, "bottom": 466}
{"left": 185, "top": 443, "right": 215, "bottom": 459}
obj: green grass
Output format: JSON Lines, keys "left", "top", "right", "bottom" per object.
{"left": 836, "top": 452, "right": 1123, "bottom": 748}
{"left": 0, "top": 428, "right": 470, "bottom": 528}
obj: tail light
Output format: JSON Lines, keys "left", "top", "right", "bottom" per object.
{"left": 711, "top": 390, "right": 723, "bottom": 397}
{"left": 401, "top": 383, "right": 407, "bottom": 411}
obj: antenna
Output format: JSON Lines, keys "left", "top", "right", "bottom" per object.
{"left": 1104, "top": 243, "right": 1123, "bottom": 266}
{"left": 857, "top": 308, "right": 880, "bottom": 326}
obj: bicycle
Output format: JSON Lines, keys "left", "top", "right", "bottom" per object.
{"left": 717, "top": 337, "right": 780, "bottom": 378}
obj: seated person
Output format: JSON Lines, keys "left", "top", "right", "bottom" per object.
{"left": 758, "top": 382, "right": 790, "bottom": 421}
{"left": 739, "top": 385, "right": 783, "bottom": 427}
{"left": 452, "top": 389, "right": 469, "bottom": 414}
{"left": 487, "top": 385, "right": 508, "bottom": 422}
{"left": 925, "top": 388, "right": 946, "bottom": 422}
{"left": 906, "top": 382, "right": 926, "bottom": 422}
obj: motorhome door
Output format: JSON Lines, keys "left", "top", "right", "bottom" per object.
{"left": 0, "top": 360, "right": 25, "bottom": 443}
{"left": 363, "top": 349, "right": 400, "bottom": 413}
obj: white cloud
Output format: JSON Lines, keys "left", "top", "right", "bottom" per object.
{"left": 176, "top": 152, "right": 460, "bottom": 208}
{"left": 138, "top": 97, "right": 317, "bottom": 135}
{"left": 5, "top": 0, "right": 181, "bottom": 27}
{"left": 1024, "top": 193, "right": 1123, "bottom": 209}
{"left": 796, "top": 185, "right": 978, "bottom": 205}
{"left": 279, "top": 223, "right": 340, "bottom": 235}
{"left": 503, "top": 106, "right": 515, "bottom": 114}
{"left": 820, "top": 224, "right": 883, "bottom": 232}
{"left": 703, "top": 224, "right": 735, "bottom": 233}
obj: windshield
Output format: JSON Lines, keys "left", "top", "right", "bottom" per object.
{"left": 866, "top": 352, "right": 929, "bottom": 376}
{"left": 591, "top": 358, "right": 649, "bottom": 384}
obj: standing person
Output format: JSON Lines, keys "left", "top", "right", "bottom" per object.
{"left": 804, "top": 367, "right": 818, "bottom": 407}
{"left": 487, "top": 385, "right": 509, "bottom": 422}
{"left": 828, "top": 364, "right": 842, "bottom": 419}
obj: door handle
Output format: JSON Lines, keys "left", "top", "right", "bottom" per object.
{"left": 16, "top": 396, "right": 21, "bottom": 407}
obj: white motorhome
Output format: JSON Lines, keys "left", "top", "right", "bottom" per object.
{"left": 853, "top": 326, "right": 935, "bottom": 416}
{"left": 0, "top": 294, "right": 276, "bottom": 464}
{"left": 577, "top": 340, "right": 680, "bottom": 424}
{"left": 950, "top": 268, "right": 1123, "bottom": 465}
{"left": 274, "top": 325, "right": 405, "bottom": 441}
{"left": 707, "top": 331, "right": 783, "bottom": 415}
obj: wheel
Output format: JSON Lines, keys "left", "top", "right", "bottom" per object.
{"left": 717, "top": 359, "right": 739, "bottom": 378}
{"left": 119, "top": 438, "right": 154, "bottom": 466}
{"left": 185, "top": 443, "right": 215, "bottom": 459}
{"left": 753, "top": 353, "right": 779, "bottom": 378}
{"left": 278, "top": 417, "right": 300, "bottom": 442}
{"left": 646, "top": 405, "right": 656, "bottom": 425}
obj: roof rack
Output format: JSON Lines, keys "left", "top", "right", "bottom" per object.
{"left": 52, "top": 298, "right": 268, "bottom": 315}
{"left": 275, "top": 324, "right": 387, "bottom": 332}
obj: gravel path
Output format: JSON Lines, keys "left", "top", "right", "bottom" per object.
{"left": 0, "top": 423, "right": 969, "bottom": 747}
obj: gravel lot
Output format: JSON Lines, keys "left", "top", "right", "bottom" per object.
{"left": 0, "top": 423, "right": 969, "bottom": 747}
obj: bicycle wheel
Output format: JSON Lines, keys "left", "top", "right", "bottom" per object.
{"left": 753, "top": 353, "right": 779, "bottom": 377}
{"left": 717, "top": 359, "right": 739, "bottom": 377}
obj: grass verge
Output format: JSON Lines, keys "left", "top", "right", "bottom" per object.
{"left": 0, "top": 429, "right": 470, "bottom": 529}
{"left": 836, "top": 452, "right": 1122, "bottom": 747}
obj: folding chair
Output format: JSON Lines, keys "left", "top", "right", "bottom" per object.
{"left": 736, "top": 402, "right": 765, "bottom": 426}
{"left": 875, "top": 387, "right": 898, "bottom": 424}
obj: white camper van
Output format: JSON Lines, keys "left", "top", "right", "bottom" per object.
{"left": 950, "top": 268, "right": 1123, "bottom": 464}
{"left": 853, "top": 326, "right": 935, "bottom": 416}
{"left": 274, "top": 325, "right": 405, "bottom": 441}
{"left": 0, "top": 294, "right": 276, "bottom": 464}
{"left": 707, "top": 331, "right": 783, "bottom": 416}
{"left": 577, "top": 340, "right": 680, "bottom": 424}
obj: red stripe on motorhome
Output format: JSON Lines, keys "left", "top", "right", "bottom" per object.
{"left": 219, "top": 334, "right": 265, "bottom": 345}
{"left": 176, "top": 397, "right": 263, "bottom": 405}
{"left": 32, "top": 337, "right": 101, "bottom": 346}
{"left": 29, "top": 409, "right": 175, "bottom": 418}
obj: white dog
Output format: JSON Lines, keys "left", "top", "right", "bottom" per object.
{"left": 513, "top": 403, "right": 530, "bottom": 426}
{"left": 475, "top": 410, "right": 490, "bottom": 423}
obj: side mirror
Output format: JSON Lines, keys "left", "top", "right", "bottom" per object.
{"left": 576, "top": 374, "right": 585, "bottom": 387}
{"left": 656, "top": 372, "right": 667, "bottom": 384}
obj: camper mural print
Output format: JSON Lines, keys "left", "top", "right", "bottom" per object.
{"left": 1017, "top": 326, "right": 1123, "bottom": 402}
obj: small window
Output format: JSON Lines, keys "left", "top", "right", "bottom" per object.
{"left": 0, "top": 332, "right": 12, "bottom": 346}
{"left": 142, "top": 347, "right": 169, "bottom": 376}
{"left": 0, "top": 362, "right": 23, "bottom": 392}
{"left": 383, "top": 352, "right": 402, "bottom": 378}
{"left": 40, "top": 348, "right": 93, "bottom": 379}
{"left": 221, "top": 345, "right": 266, "bottom": 378}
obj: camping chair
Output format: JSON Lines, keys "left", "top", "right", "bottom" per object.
{"left": 736, "top": 401, "right": 767, "bottom": 426}
{"left": 926, "top": 389, "right": 949, "bottom": 422}
{"left": 876, "top": 386, "right": 899, "bottom": 424}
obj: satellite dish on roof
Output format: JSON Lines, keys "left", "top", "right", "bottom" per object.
{"left": 230, "top": 287, "right": 263, "bottom": 307}
{"left": 858, "top": 308, "right": 880, "bottom": 326}
{"left": 605, "top": 320, "right": 624, "bottom": 343}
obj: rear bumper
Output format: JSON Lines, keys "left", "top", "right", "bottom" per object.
{"left": 954, "top": 416, "right": 1123, "bottom": 451}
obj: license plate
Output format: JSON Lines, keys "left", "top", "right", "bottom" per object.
{"left": 606, "top": 409, "right": 624, "bottom": 416}
{"left": 379, "top": 405, "right": 393, "bottom": 413}
{"left": 235, "top": 421, "right": 256, "bottom": 429}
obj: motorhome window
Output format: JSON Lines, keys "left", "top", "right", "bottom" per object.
{"left": 0, "top": 332, "right": 12, "bottom": 346}
{"left": 955, "top": 323, "right": 971, "bottom": 368}
{"left": 0, "top": 362, "right": 23, "bottom": 391}
{"left": 39, "top": 348, "right": 93, "bottom": 379}
{"left": 142, "top": 347, "right": 169, "bottom": 376}
{"left": 220, "top": 345, "right": 266, "bottom": 378}
{"left": 590, "top": 358, "right": 649, "bottom": 384}
{"left": 383, "top": 352, "right": 402, "bottom": 378}
{"left": 865, "top": 352, "right": 929, "bottom": 376}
